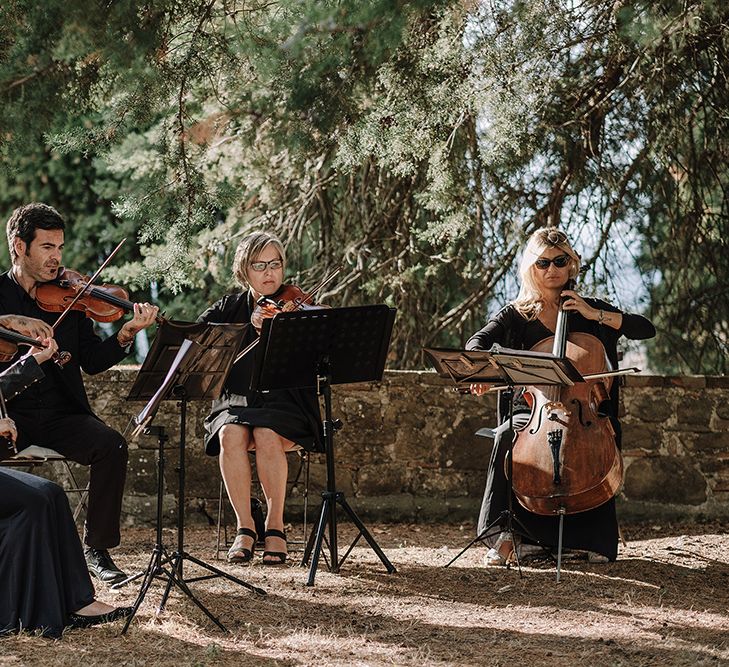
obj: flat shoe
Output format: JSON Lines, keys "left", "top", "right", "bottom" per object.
{"left": 483, "top": 532, "right": 513, "bottom": 566}
{"left": 67, "top": 606, "right": 133, "bottom": 629}
{"left": 588, "top": 551, "right": 609, "bottom": 564}
{"left": 227, "top": 527, "right": 256, "bottom": 563}
{"left": 262, "top": 528, "right": 287, "bottom": 566}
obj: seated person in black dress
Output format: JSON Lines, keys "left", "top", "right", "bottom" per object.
{"left": 467, "top": 227, "right": 655, "bottom": 565}
{"left": 198, "top": 231, "right": 322, "bottom": 565}
{"left": 0, "top": 335, "right": 131, "bottom": 638}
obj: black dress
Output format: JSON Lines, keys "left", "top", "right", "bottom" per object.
{"left": 466, "top": 299, "right": 655, "bottom": 560}
{"left": 197, "top": 289, "right": 323, "bottom": 456}
{"left": 0, "top": 357, "right": 95, "bottom": 639}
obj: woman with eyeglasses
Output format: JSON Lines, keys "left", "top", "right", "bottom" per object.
{"left": 197, "top": 232, "right": 322, "bottom": 566}
{"left": 466, "top": 227, "right": 655, "bottom": 565}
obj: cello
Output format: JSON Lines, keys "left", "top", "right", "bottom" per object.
{"left": 509, "top": 281, "right": 624, "bottom": 517}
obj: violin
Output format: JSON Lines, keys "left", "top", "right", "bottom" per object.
{"left": 250, "top": 284, "right": 323, "bottom": 334}
{"left": 234, "top": 268, "right": 340, "bottom": 365}
{"left": 0, "top": 326, "right": 71, "bottom": 367}
{"left": 509, "top": 281, "right": 623, "bottom": 516}
{"left": 35, "top": 268, "right": 164, "bottom": 324}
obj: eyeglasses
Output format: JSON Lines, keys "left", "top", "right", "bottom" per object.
{"left": 534, "top": 254, "right": 570, "bottom": 270}
{"left": 249, "top": 259, "right": 283, "bottom": 272}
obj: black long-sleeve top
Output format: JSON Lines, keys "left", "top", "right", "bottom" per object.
{"left": 466, "top": 299, "right": 656, "bottom": 428}
{"left": 0, "top": 270, "right": 131, "bottom": 416}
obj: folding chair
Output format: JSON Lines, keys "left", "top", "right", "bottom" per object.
{"left": 1, "top": 445, "right": 89, "bottom": 522}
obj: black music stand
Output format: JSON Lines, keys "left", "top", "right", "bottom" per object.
{"left": 424, "top": 345, "right": 582, "bottom": 578}
{"left": 118, "top": 320, "right": 266, "bottom": 635}
{"left": 249, "top": 305, "right": 397, "bottom": 586}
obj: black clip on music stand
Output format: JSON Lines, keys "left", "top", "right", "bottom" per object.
{"left": 249, "top": 305, "right": 397, "bottom": 586}
{"left": 424, "top": 345, "right": 583, "bottom": 578}
{"left": 117, "top": 320, "right": 266, "bottom": 635}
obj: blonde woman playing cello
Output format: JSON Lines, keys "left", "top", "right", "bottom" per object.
{"left": 467, "top": 228, "right": 655, "bottom": 566}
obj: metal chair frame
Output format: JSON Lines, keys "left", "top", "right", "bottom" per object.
{"left": 1, "top": 445, "right": 89, "bottom": 522}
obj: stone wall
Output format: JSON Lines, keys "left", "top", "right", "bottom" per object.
{"left": 29, "top": 368, "right": 729, "bottom": 526}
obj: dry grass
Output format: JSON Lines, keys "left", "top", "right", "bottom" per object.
{"left": 1, "top": 521, "right": 729, "bottom": 667}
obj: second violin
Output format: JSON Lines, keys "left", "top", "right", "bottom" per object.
{"left": 0, "top": 326, "right": 70, "bottom": 367}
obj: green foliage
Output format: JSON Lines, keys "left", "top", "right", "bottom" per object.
{"left": 1, "top": 0, "right": 727, "bottom": 371}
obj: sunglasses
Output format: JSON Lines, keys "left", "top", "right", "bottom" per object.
{"left": 249, "top": 259, "right": 283, "bottom": 272}
{"left": 534, "top": 254, "right": 570, "bottom": 270}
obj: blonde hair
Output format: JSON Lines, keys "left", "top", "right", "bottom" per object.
{"left": 512, "top": 227, "right": 581, "bottom": 320}
{"left": 232, "top": 231, "right": 286, "bottom": 288}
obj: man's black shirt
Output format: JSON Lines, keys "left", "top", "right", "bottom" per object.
{"left": 0, "top": 270, "right": 130, "bottom": 416}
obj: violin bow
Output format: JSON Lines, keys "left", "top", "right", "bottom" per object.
{"left": 295, "top": 266, "right": 342, "bottom": 307}
{"left": 51, "top": 238, "right": 127, "bottom": 331}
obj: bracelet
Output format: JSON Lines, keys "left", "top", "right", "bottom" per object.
{"left": 117, "top": 330, "right": 135, "bottom": 347}
{"left": 598, "top": 309, "right": 605, "bottom": 325}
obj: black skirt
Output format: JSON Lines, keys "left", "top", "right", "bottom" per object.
{"left": 0, "top": 468, "right": 95, "bottom": 639}
{"left": 204, "top": 388, "right": 322, "bottom": 456}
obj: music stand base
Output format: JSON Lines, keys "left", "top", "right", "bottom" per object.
{"left": 302, "top": 490, "right": 396, "bottom": 587}
{"left": 118, "top": 422, "right": 266, "bottom": 635}
{"left": 445, "top": 509, "right": 554, "bottom": 574}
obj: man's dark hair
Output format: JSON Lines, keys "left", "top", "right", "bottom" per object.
{"left": 6, "top": 203, "right": 65, "bottom": 263}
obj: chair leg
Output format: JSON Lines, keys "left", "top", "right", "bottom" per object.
{"left": 62, "top": 460, "right": 89, "bottom": 523}
{"left": 216, "top": 479, "right": 225, "bottom": 560}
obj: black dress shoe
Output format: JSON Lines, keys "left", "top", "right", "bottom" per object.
{"left": 67, "top": 606, "right": 133, "bottom": 629}
{"left": 84, "top": 548, "right": 128, "bottom": 585}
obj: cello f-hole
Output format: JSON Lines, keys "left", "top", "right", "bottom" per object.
{"left": 570, "top": 398, "right": 592, "bottom": 427}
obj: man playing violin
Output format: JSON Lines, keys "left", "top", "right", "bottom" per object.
{"left": 467, "top": 227, "right": 655, "bottom": 565}
{"left": 0, "top": 202, "right": 158, "bottom": 585}
{"left": 198, "top": 231, "right": 322, "bottom": 566}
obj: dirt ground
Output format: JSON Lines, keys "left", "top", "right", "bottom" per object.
{"left": 1, "top": 520, "right": 728, "bottom": 667}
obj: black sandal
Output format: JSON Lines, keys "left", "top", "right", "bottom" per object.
{"left": 262, "top": 529, "right": 287, "bottom": 565}
{"left": 227, "top": 527, "right": 256, "bottom": 563}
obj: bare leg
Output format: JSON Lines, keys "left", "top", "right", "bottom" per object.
{"left": 252, "top": 427, "right": 292, "bottom": 561}
{"left": 219, "top": 424, "right": 255, "bottom": 542}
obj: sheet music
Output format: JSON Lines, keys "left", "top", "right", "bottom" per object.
{"left": 422, "top": 348, "right": 504, "bottom": 384}
{"left": 491, "top": 352, "right": 576, "bottom": 386}
{"left": 133, "top": 338, "right": 195, "bottom": 430}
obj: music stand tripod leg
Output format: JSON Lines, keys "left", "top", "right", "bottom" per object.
{"left": 119, "top": 426, "right": 174, "bottom": 634}
{"left": 303, "top": 495, "right": 334, "bottom": 586}
{"left": 304, "top": 369, "right": 395, "bottom": 586}
{"left": 156, "top": 395, "right": 266, "bottom": 624}
{"left": 445, "top": 512, "right": 506, "bottom": 567}
{"left": 336, "top": 495, "right": 396, "bottom": 573}
{"left": 446, "top": 387, "right": 551, "bottom": 573}
{"left": 159, "top": 557, "right": 228, "bottom": 632}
